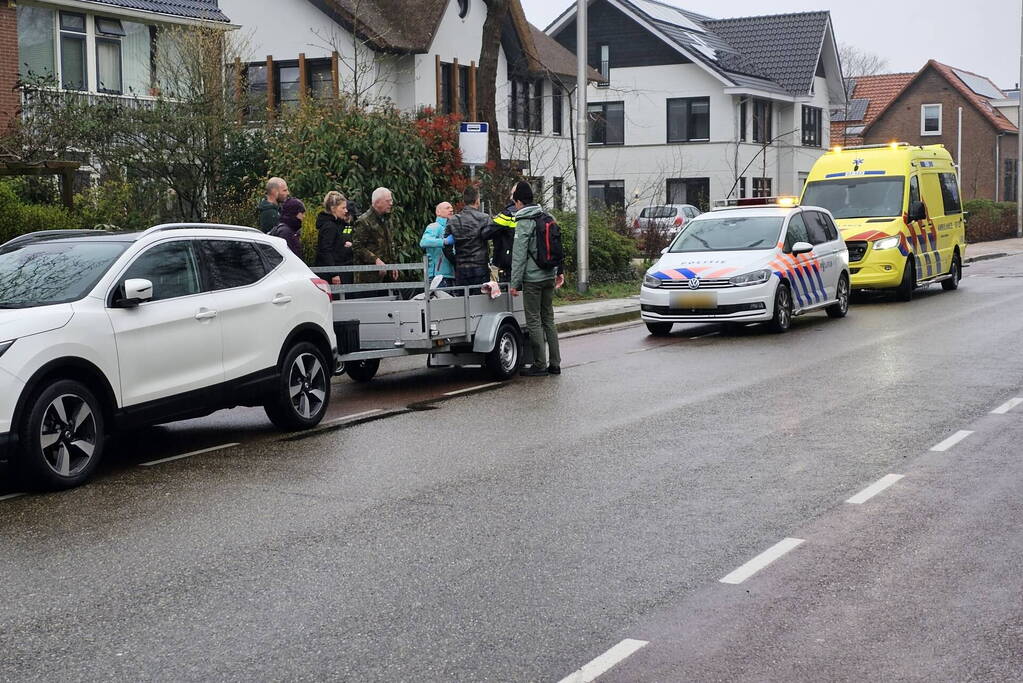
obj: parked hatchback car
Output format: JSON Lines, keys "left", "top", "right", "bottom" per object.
{"left": 633, "top": 204, "right": 701, "bottom": 238}
{"left": 0, "top": 224, "right": 337, "bottom": 490}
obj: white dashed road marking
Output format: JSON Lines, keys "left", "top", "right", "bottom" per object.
{"left": 846, "top": 474, "right": 905, "bottom": 505}
{"left": 557, "top": 639, "right": 649, "bottom": 683}
{"left": 321, "top": 409, "right": 383, "bottom": 426}
{"left": 443, "top": 382, "right": 501, "bottom": 396}
{"left": 0, "top": 493, "right": 26, "bottom": 502}
{"left": 930, "top": 430, "right": 973, "bottom": 452}
{"left": 140, "top": 442, "right": 239, "bottom": 467}
{"left": 720, "top": 537, "right": 805, "bottom": 585}
{"left": 991, "top": 397, "right": 1023, "bottom": 414}
{"left": 689, "top": 331, "right": 720, "bottom": 340}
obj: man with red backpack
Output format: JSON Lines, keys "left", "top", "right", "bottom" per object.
{"left": 509, "top": 180, "right": 565, "bottom": 376}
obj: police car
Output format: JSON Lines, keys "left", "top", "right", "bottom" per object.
{"left": 640, "top": 197, "right": 850, "bottom": 335}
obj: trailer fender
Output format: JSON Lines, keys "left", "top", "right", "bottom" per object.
{"left": 472, "top": 313, "right": 521, "bottom": 353}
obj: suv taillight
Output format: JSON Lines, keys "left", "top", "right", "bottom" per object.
{"left": 674, "top": 216, "right": 683, "bottom": 226}
{"left": 311, "top": 278, "right": 332, "bottom": 299}
{"left": 633, "top": 218, "right": 640, "bottom": 229}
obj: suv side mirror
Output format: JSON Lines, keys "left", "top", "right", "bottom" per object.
{"left": 908, "top": 200, "right": 926, "bottom": 222}
{"left": 660, "top": 247, "right": 669, "bottom": 255}
{"left": 791, "top": 241, "right": 814, "bottom": 255}
{"left": 116, "top": 278, "right": 153, "bottom": 308}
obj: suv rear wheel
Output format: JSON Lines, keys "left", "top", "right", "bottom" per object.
{"left": 19, "top": 379, "right": 105, "bottom": 490}
{"left": 264, "top": 342, "right": 331, "bottom": 430}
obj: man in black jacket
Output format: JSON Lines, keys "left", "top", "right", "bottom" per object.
{"left": 482, "top": 195, "right": 516, "bottom": 283}
{"left": 315, "top": 190, "right": 353, "bottom": 285}
{"left": 445, "top": 185, "right": 492, "bottom": 289}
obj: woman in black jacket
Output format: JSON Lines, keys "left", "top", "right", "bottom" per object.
{"left": 315, "top": 191, "right": 354, "bottom": 285}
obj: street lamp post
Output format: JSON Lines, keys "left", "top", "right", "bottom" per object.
{"left": 575, "top": 0, "right": 590, "bottom": 293}
{"left": 1018, "top": 0, "right": 1022, "bottom": 237}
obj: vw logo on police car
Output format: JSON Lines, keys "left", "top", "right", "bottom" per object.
{"left": 688, "top": 278, "right": 701, "bottom": 290}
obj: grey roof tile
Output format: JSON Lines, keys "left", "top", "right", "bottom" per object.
{"left": 79, "top": 0, "right": 230, "bottom": 22}
{"left": 703, "top": 12, "right": 830, "bottom": 96}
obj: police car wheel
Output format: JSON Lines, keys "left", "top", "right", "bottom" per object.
{"left": 769, "top": 282, "right": 792, "bottom": 333}
{"left": 941, "top": 254, "right": 961, "bottom": 291}
{"left": 896, "top": 258, "right": 915, "bottom": 302}
{"left": 645, "top": 322, "right": 673, "bottom": 337}
{"left": 826, "top": 275, "right": 850, "bottom": 318}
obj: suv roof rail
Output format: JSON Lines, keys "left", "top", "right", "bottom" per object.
{"left": 141, "top": 223, "right": 264, "bottom": 238}
{"left": 0, "top": 229, "right": 114, "bottom": 253}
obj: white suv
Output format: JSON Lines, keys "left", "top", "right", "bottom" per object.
{"left": 0, "top": 224, "right": 337, "bottom": 490}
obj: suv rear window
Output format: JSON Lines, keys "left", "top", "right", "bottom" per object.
{"left": 200, "top": 239, "right": 268, "bottom": 290}
{"left": 640, "top": 206, "right": 678, "bottom": 219}
{"left": 0, "top": 241, "right": 128, "bottom": 308}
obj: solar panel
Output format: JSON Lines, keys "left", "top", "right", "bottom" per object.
{"left": 628, "top": 0, "right": 706, "bottom": 32}
{"left": 952, "top": 68, "right": 1004, "bottom": 99}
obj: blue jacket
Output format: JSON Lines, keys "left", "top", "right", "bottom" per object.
{"left": 420, "top": 219, "right": 455, "bottom": 279}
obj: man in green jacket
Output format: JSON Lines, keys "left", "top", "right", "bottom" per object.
{"left": 509, "top": 180, "right": 564, "bottom": 376}
{"left": 351, "top": 187, "right": 399, "bottom": 284}
{"left": 256, "top": 177, "right": 289, "bottom": 233}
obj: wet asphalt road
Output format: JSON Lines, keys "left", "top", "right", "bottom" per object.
{"left": 4, "top": 255, "right": 1023, "bottom": 681}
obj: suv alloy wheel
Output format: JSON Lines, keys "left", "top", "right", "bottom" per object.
{"left": 20, "top": 379, "right": 105, "bottom": 490}
{"left": 264, "top": 342, "right": 331, "bottom": 430}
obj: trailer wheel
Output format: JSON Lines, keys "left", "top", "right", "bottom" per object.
{"left": 486, "top": 322, "right": 521, "bottom": 380}
{"left": 346, "top": 359, "right": 380, "bottom": 383}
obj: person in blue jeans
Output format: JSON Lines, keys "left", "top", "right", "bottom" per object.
{"left": 421, "top": 202, "right": 456, "bottom": 288}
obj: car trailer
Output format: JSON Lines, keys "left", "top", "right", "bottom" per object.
{"left": 312, "top": 259, "right": 530, "bottom": 383}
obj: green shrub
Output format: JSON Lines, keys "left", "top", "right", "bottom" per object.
{"left": 0, "top": 183, "right": 77, "bottom": 244}
{"left": 270, "top": 102, "right": 453, "bottom": 264}
{"left": 964, "top": 199, "right": 1017, "bottom": 242}
{"left": 74, "top": 180, "right": 154, "bottom": 231}
{"left": 554, "top": 210, "right": 637, "bottom": 283}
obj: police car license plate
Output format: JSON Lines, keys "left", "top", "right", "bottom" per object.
{"left": 670, "top": 291, "right": 717, "bottom": 309}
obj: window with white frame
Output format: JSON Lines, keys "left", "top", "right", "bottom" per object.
{"left": 17, "top": 6, "right": 153, "bottom": 96}
{"left": 921, "top": 104, "right": 942, "bottom": 135}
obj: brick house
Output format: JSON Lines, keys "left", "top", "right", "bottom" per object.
{"left": 859, "top": 60, "right": 1019, "bottom": 202}
{"left": 829, "top": 72, "right": 914, "bottom": 147}
{"left": 1, "top": 0, "right": 234, "bottom": 133}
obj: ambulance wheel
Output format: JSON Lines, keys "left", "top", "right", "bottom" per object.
{"left": 645, "top": 322, "right": 673, "bottom": 337}
{"left": 826, "top": 274, "right": 850, "bottom": 318}
{"left": 345, "top": 359, "right": 380, "bottom": 383}
{"left": 486, "top": 322, "right": 521, "bottom": 380}
{"left": 942, "top": 253, "right": 961, "bottom": 291}
{"left": 769, "top": 282, "right": 792, "bottom": 333}
{"left": 896, "top": 257, "right": 915, "bottom": 302}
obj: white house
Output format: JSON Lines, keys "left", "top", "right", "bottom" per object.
{"left": 218, "top": 0, "right": 595, "bottom": 210}
{"left": 546, "top": 0, "right": 845, "bottom": 214}
{"left": 11, "top": 0, "right": 235, "bottom": 103}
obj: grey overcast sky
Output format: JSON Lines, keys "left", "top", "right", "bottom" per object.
{"left": 521, "top": 0, "right": 1022, "bottom": 90}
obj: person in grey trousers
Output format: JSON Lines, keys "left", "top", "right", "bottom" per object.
{"left": 508, "top": 180, "right": 564, "bottom": 376}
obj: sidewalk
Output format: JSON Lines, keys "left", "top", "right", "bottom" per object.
{"left": 965, "top": 236, "right": 1023, "bottom": 263}
{"left": 551, "top": 239, "right": 1023, "bottom": 335}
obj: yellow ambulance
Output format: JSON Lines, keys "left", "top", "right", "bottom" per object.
{"left": 800, "top": 143, "right": 966, "bottom": 300}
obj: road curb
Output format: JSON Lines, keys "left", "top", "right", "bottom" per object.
{"left": 965, "top": 252, "right": 1010, "bottom": 264}
{"left": 556, "top": 308, "right": 640, "bottom": 334}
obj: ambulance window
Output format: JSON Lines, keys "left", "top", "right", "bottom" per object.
{"left": 939, "top": 173, "right": 962, "bottom": 214}
{"left": 784, "top": 213, "right": 810, "bottom": 251}
{"left": 909, "top": 175, "right": 920, "bottom": 207}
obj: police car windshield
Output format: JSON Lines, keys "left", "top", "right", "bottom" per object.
{"left": 669, "top": 216, "right": 783, "bottom": 253}
{"left": 802, "top": 176, "right": 905, "bottom": 219}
